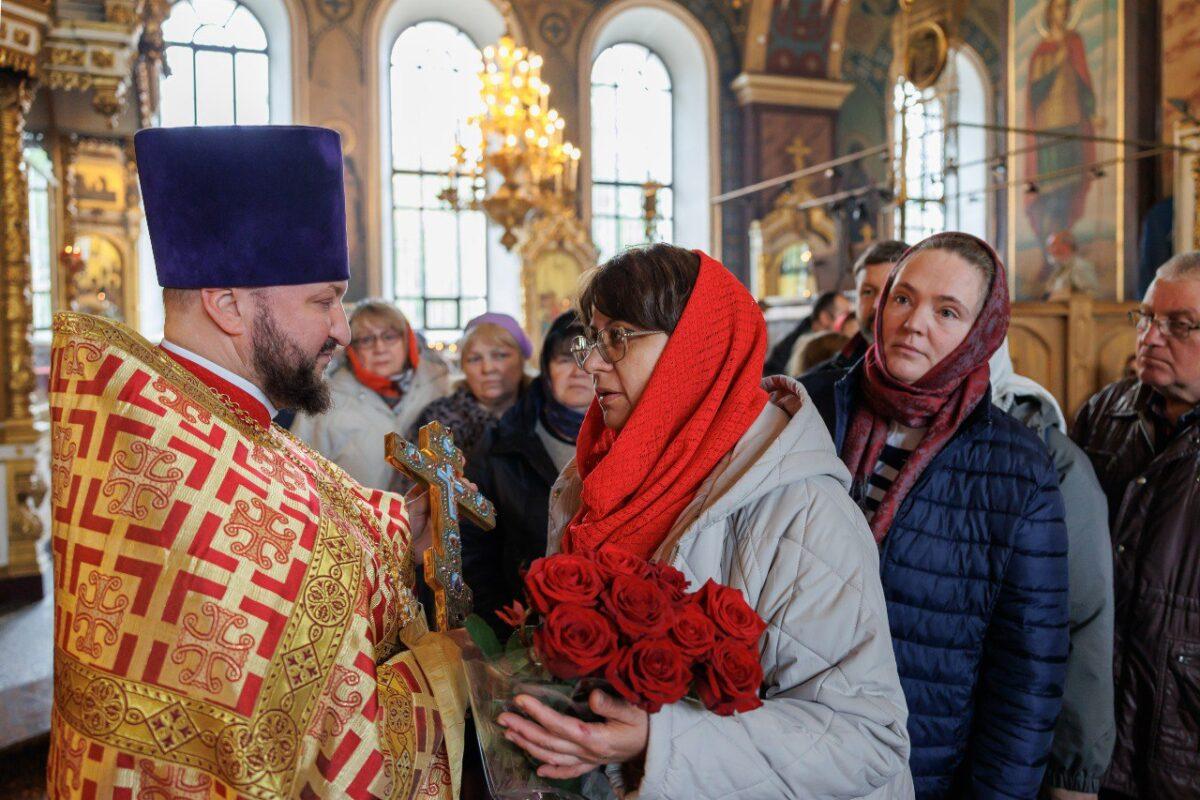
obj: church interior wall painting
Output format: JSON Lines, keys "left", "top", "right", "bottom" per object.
{"left": 1008, "top": 0, "right": 1125, "bottom": 302}
{"left": 1161, "top": 0, "right": 1200, "bottom": 187}
{"left": 763, "top": 0, "right": 829, "bottom": 77}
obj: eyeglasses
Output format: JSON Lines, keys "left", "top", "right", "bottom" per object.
{"left": 1127, "top": 310, "right": 1200, "bottom": 341}
{"left": 351, "top": 330, "right": 405, "bottom": 350}
{"left": 570, "top": 327, "right": 664, "bottom": 369}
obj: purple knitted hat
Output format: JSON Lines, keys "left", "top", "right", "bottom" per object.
{"left": 464, "top": 312, "right": 533, "bottom": 358}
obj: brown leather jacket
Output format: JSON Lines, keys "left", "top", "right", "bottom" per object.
{"left": 1071, "top": 378, "right": 1200, "bottom": 798}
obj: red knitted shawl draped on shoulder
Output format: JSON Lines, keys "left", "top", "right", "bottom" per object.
{"left": 561, "top": 252, "right": 769, "bottom": 560}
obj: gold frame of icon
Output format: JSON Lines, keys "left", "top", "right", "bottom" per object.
{"left": 905, "top": 20, "right": 949, "bottom": 90}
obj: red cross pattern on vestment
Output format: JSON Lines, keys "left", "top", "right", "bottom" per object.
{"left": 72, "top": 571, "right": 129, "bottom": 658}
{"left": 51, "top": 425, "right": 78, "bottom": 500}
{"left": 49, "top": 721, "right": 86, "bottom": 797}
{"left": 170, "top": 601, "right": 255, "bottom": 694}
{"left": 223, "top": 496, "right": 298, "bottom": 570}
{"left": 136, "top": 759, "right": 213, "bottom": 800}
{"left": 60, "top": 340, "right": 103, "bottom": 378}
{"left": 151, "top": 376, "right": 213, "bottom": 425}
{"left": 307, "top": 663, "right": 364, "bottom": 745}
{"left": 101, "top": 440, "right": 184, "bottom": 521}
{"left": 250, "top": 443, "right": 306, "bottom": 492}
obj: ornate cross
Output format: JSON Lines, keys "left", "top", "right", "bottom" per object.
{"left": 385, "top": 422, "right": 496, "bottom": 630}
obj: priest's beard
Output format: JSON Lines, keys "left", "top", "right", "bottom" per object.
{"left": 250, "top": 306, "right": 338, "bottom": 414}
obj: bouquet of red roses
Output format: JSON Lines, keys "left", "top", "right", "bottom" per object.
{"left": 470, "top": 547, "right": 767, "bottom": 716}
{"left": 462, "top": 549, "right": 767, "bottom": 797}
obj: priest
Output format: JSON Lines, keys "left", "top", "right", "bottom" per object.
{"left": 47, "top": 126, "right": 466, "bottom": 799}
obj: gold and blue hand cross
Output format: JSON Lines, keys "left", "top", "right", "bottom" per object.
{"left": 385, "top": 422, "right": 496, "bottom": 630}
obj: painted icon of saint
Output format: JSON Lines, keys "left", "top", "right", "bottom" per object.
{"left": 1024, "top": 0, "right": 1098, "bottom": 245}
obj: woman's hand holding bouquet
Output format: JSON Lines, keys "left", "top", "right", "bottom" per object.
{"left": 465, "top": 547, "right": 767, "bottom": 783}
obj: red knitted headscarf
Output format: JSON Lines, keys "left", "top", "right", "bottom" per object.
{"left": 561, "top": 252, "right": 769, "bottom": 560}
{"left": 842, "top": 232, "right": 1010, "bottom": 542}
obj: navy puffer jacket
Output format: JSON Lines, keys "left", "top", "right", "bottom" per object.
{"left": 800, "top": 366, "right": 1070, "bottom": 800}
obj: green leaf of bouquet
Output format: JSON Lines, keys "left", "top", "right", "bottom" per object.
{"left": 464, "top": 614, "right": 503, "bottom": 659}
{"left": 505, "top": 630, "right": 526, "bottom": 654}
{"left": 546, "top": 776, "right": 585, "bottom": 794}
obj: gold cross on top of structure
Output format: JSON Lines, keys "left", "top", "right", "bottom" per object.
{"left": 787, "top": 138, "right": 813, "bottom": 170}
{"left": 385, "top": 423, "right": 496, "bottom": 631}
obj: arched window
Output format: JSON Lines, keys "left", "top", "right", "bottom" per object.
{"left": 590, "top": 43, "right": 673, "bottom": 261}
{"left": 893, "top": 48, "right": 990, "bottom": 243}
{"left": 387, "top": 20, "right": 488, "bottom": 342}
{"left": 893, "top": 79, "right": 944, "bottom": 243}
{"left": 579, "top": 1, "right": 718, "bottom": 260}
{"left": 159, "top": 0, "right": 287, "bottom": 126}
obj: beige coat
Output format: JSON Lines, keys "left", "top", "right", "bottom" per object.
{"left": 548, "top": 376, "right": 914, "bottom": 800}
{"left": 291, "top": 353, "right": 452, "bottom": 491}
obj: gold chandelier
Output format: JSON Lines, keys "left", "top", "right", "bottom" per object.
{"left": 440, "top": 36, "right": 581, "bottom": 250}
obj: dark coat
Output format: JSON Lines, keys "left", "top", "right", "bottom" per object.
{"left": 1006, "top": 398, "right": 1115, "bottom": 794}
{"left": 764, "top": 315, "right": 813, "bottom": 375}
{"left": 801, "top": 333, "right": 868, "bottom": 378}
{"left": 461, "top": 385, "right": 561, "bottom": 631}
{"left": 800, "top": 368, "right": 1070, "bottom": 800}
{"left": 1071, "top": 379, "right": 1200, "bottom": 799}
{"left": 411, "top": 384, "right": 497, "bottom": 457}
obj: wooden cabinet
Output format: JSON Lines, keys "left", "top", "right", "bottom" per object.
{"left": 1009, "top": 294, "right": 1138, "bottom": 420}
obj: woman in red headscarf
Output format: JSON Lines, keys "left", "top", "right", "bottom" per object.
{"left": 800, "top": 232, "right": 1070, "bottom": 799}
{"left": 291, "top": 299, "right": 450, "bottom": 492}
{"left": 497, "top": 243, "right": 913, "bottom": 798}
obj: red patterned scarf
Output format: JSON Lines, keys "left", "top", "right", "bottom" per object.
{"left": 842, "top": 234, "right": 1010, "bottom": 542}
{"left": 562, "top": 253, "right": 769, "bottom": 559}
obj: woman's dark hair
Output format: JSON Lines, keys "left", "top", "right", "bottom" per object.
{"left": 576, "top": 243, "right": 701, "bottom": 333}
{"left": 540, "top": 311, "right": 586, "bottom": 375}
{"left": 902, "top": 232, "right": 996, "bottom": 309}
{"left": 811, "top": 290, "right": 844, "bottom": 319}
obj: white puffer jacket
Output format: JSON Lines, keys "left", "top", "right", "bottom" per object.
{"left": 548, "top": 376, "right": 914, "bottom": 800}
{"left": 291, "top": 353, "right": 452, "bottom": 491}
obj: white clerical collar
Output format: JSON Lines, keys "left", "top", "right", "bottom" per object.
{"left": 160, "top": 339, "right": 279, "bottom": 420}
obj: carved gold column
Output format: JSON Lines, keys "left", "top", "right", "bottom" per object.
{"left": 0, "top": 68, "right": 49, "bottom": 602}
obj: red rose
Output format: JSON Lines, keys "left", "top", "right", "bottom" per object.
{"left": 605, "top": 638, "right": 692, "bottom": 713}
{"left": 591, "top": 547, "right": 653, "bottom": 579}
{"left": 694, "top": 580, "right": 767, "bottom": 644}
{"left": 695, "top": 639, "right": 764, "bottom": 716}
{"left": 647, "top": 562, "right": 690, "bottom": 601}
{"left": 603, "top": 574, "right": 673, "bottom": 638}
{"left": 524, "top": 554, "right": 605, "bottom": 615}
{"left": 534, "top": 604, "right": 619, "bottom": 679}
{"left": 669, "top": 602, "right": 716, "bottom": 660}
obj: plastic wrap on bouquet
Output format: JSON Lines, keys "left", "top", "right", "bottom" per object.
{"left": 464, "top": 649, "right": 608, "bottom": 800}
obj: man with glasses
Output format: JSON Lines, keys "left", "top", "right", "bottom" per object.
{"left": 1072, "top": 251, "right": 1200, "bottom": 800}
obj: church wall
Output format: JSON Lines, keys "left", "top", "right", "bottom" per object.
{"left": 1162, "top": 0, "right": 1199, "bottom": 186}
{"left": 832, "top": 2, "right": 1005, "bottom": 233}
{"left": 293, "top": 0, "right": 747, "bottom": 301}
{"left": 13, "top": 0, "right": 1163, "bottom": 326}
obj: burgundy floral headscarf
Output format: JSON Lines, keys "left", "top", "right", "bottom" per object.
{"left": 841, "top": 232, "right": 1011, "bottom": 541}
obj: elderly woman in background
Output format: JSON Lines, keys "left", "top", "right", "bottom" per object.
{"left": 411, "top": 312, "right": 531, "bottom": 455}
{"left": 291, "top": 299, "right": 450, "bottom": 491}
{"left": 461, "top": 311, "right": 592, "bottom": 631}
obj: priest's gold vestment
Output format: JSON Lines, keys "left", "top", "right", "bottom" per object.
{"left": 47, "top": 313, "right": 465, "bottom": 799}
